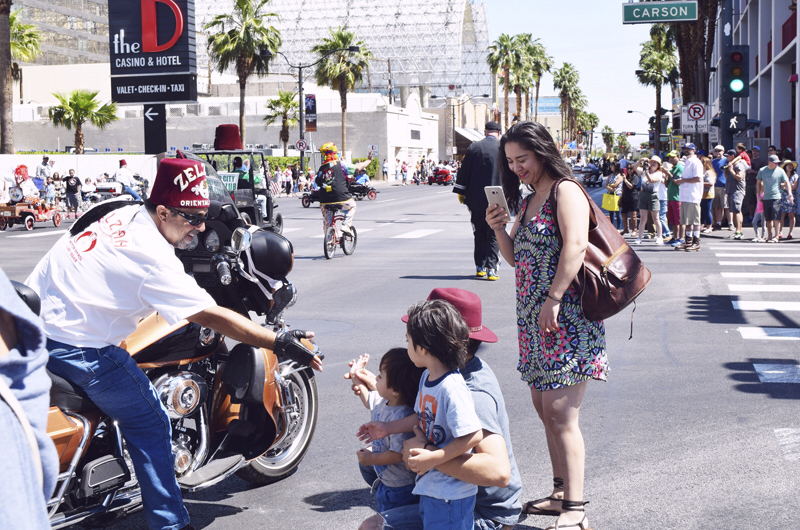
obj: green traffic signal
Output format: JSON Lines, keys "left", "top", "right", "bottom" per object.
{"left": 730, "top": 79, "right": 745, "bottom": 92}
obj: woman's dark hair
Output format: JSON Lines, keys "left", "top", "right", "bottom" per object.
{"left": 379, "top": 348, "right": 425, "bottom": 407}
{"left": 498, "top": 121, "right": 574, "bottom": 214}
{"left": 612, "top": 161, "right": 621, "bottom": 174}
{"left": 406, "top": 299, "right": 469, "bottom": 370}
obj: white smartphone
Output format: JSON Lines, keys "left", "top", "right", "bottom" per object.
{"left": 485, "top": 186, "right": 511, "bottom": 216}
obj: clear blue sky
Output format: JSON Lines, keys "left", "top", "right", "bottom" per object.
{"left": 484, "top": 0, "right": 672, "bottom": 145}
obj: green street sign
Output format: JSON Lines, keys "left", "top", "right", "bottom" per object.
{"left": 622, "top": 1, "right": 698, "bottom": 24}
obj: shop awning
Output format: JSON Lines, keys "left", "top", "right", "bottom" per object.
{"left": 454, "top": 127, "right": 485, "bottom": 143}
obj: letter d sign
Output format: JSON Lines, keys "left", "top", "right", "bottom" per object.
{"left": 141, "top": 0, "right": 184, "bottom": 53}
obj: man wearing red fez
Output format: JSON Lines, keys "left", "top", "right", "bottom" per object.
{"left": 25, "top": 153, "right": 321, "bottom": 530}
{"left": 114, "top": 158, "right": 141, "bottom": 201}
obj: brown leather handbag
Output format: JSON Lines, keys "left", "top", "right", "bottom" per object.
{"left": 549, "top": 178, "right": 651, "bottom": 334}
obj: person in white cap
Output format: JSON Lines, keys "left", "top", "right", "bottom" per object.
{"left": 675, "top": 143, "right": 704, "bottom": 251}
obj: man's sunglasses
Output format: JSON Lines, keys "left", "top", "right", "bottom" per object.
{"left": 167, "top": 207, "right": 208, "bottom": 226}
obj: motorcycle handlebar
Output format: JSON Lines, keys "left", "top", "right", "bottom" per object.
{"left": 216, "top": 261, "right": 232, "bottom": 285}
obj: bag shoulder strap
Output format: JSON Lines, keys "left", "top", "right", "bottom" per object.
{"left": 548, "top": 178, "right": 598, "bottom": 246}
{"left": 0, "top": 377, "right": 43, "bottom": 489}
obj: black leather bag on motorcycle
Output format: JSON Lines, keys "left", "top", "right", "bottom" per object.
{"left": 549, "top": 178, "right": 651, "bottom": 337}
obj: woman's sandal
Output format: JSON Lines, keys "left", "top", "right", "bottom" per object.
{"left": 547, "top": 500, "right": 591, "bottom": 530}
{"left": 521, "top": 477, "right": 563, "bottom": 517}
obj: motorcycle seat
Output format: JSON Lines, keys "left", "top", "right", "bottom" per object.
{"left": 48, "top": 369, "right": 99, "bottom": 413}
{"left": 323, "top": 203, "right": 344, "bottom": 211}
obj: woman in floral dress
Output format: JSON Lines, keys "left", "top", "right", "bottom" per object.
{"left": 486, "top": 121, "right": 607, "bottom": 530}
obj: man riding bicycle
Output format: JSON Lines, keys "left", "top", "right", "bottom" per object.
{"left": 315, "top": 143, "right": 373, "bottom": 235}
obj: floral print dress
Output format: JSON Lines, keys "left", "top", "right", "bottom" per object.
{"left": 514, "top": 193, "right": 608, "bottom": 391}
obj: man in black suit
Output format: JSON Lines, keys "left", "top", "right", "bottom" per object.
{"left": 454, "top": 121, "right": 502, "bottom": 280}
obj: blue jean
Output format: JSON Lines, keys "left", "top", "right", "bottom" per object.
{"left": 359, "top": 462, "right": 418, "bottom": 512}
{"left": 46, "top": 339, "right": 190, "bottom": 530}
{"left": 658, "top": 199, "right": 672, "bottom": 238}
{"left": 124, "top": 185, "right": 142, "bottom": 201}
{"left": 382, "top": 495, "right": 484, "bottom": 530}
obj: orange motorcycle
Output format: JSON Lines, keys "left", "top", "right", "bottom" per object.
{"left": 17, "top": 198, "right": 320, "bottom": 528}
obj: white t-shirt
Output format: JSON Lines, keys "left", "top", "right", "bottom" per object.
{"left": 25, "top": 205, "right": 215, "bottom": 348}
{"left": 114, "top": 166, "right": 135, "bottom": 187}
{"left": 679, "top": 155, "right": 704, "bottom": 204}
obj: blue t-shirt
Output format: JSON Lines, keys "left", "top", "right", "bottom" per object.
{"left": 712, "top": 157, "right": 726, "bottom": 187}
{"left": 413, "top": 369, "right": 481, "bottom": 501}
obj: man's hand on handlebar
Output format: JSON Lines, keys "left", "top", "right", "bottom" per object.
{"left": 274, "top": 329, "right": 324, "bottom": 371}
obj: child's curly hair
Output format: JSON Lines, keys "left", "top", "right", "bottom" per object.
{"left": 406, "top": 299, "right": 469, "bottom": 370}
{"left": 380, "top": 348, "right": 425, "bottom": 408}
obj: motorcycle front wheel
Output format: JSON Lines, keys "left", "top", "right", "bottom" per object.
{"left": 236, "top": 368, "right": 319, "bottom": 485}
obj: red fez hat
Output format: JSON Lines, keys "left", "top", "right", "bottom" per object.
{"left": 214, "top": 124, "right": 243, "bottom": 150}
{"left": 119, "top": 159, "right": 127, "bottom": 166}
{"left": 402, "top": 287, "right": 497, "bottom": 343}
{"left": 149, "top": 152, "right": 210, "bottom": 209}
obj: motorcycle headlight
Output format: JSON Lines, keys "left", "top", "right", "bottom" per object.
{"left": 185, "top": 233, "right": 199, "bottom": 251}
{"left": 204, "top": 230, "right": 220, "bottom": 253}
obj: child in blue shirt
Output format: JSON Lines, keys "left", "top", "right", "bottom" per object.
{"left": 348, "top": 348, "right": 424, "bottom": 512}
{"left": 359, "top": 299, "right": 483, "bottom": 530}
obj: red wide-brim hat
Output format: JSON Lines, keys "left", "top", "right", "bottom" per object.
{"left": 401, "top": 287, "right": 498, "bottom": 343}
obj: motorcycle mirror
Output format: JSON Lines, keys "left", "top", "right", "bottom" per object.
{"left": 231, "top": 227, "right": 252, "bottom": 252}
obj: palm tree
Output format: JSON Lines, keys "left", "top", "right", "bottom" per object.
{"left": 601, "top": 125, "right": 615, "bottom": 154}
{"left": 1, "top": 0, "right": 15, "bottom": 153}
{"left": 522, "top": 36, "right": 553, "bottom": 123}
{"left": 10, "top": 9, "right": 41, "bottom": 105}
{"left": 48, "top": 90, "right": 118, "bottom": 154}
{"left": 615, "top": 133, "right": 630, "bottom": 155}
{"left": 552, "top": 63, "right": 579, "bottom": 141}
{"left": 636, "top": 23, "right": 678, "bottom": 155}
{"left": 585, "top": 112, "right": 599, "bottom": 153}
{"left": 312, "top": 26, "right": 372, "bottom": 155}
{"left": 205, "top": 0, "right": 281, "bottom": 147}
{"left": 263, "top": 90, "right": 298, "bottom": 157}
{"left": 487, "top": 33, "right": 524, "bottom": 130}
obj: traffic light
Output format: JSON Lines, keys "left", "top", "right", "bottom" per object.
{"left": 721, "top": 44, "right": 750, "bottom": 98}
{"left": 626, "top": 132, "right": 636, "bottom": 136}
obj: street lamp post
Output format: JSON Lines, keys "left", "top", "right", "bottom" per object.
{"left": 262, "top": 46, "right": 359, "bottom": 176}
{"left": 430, "top": 93, "right": 490, "bottom": 160}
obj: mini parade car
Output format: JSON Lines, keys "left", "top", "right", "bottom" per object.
{"left": 429, "top": 166, "right": 456, "bottom": 185}
{"left": 0, "top": 186, "right": 63, "bottom": 231}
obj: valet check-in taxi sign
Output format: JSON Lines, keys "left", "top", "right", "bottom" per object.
{"left": 109, "top": 0, "right": 198, "bottom": 104}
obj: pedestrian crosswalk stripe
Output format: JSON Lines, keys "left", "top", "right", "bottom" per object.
{"left": 722, "top": 272, "right": 800, "bottom": 278}
{"left": 719, "top": 261, "right": 800, "bottom": 266}
{"left": 710, "top": 245, "right": 800, "bottom": 250}
{"left": 9, "top": 230, "right": 68, "bottom": 238}
{"left": 738, "top": 327, "right": 800, "bottom": 340}
{"left": 728, "top": 284, "right": 800, "bottom": 292}
{"left": 281, "top": 228, "right": 303, "bottom": 233}
{"left": 392, "top": 229, "right": 444, "bottom": 239}
{"left": 774, "top": 429, "right": 800, "bottom": 461}
{"left": 753, "top": 364, "right": 800, "bottom": 383}
{"left": 716, "top": 253, "right": 800, "bottom": 257}
{"left": 732, "top": 301, "right": 800, "bottom": 311}
{"left": 375, "top": 199, "right": 397, "bottom": 203}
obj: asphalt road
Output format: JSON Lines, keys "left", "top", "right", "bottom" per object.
{"left": 2, "top": 179, "right": 799, "bottom": 529}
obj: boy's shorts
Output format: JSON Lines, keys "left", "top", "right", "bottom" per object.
{"left": 380, "top": 496, "right": 507, "bottom": 530}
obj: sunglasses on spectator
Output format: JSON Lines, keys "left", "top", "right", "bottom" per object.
{"left": 167, "top": 207, "right": 207, "bottom": 226}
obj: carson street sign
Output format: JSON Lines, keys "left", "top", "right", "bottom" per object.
{"left": 622, "top": 1, "right": 698, "bottom": 25}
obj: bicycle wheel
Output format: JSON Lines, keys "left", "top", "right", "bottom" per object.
{"left": 340, "top": 226, "right": 357, "bottom": 255}
{"left": 323, "top": 226, "right": 337, "bottom": 259}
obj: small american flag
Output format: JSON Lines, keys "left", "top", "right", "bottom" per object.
{"left": 270, "top": 180, "right": 281, "bottom": 196}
